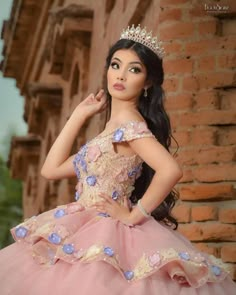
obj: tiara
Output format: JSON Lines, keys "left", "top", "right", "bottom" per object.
{"left": 120, "top": 24, "right": 165, "bottom": 59}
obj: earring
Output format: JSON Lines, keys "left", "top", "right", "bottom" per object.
{"left": 144, "top": 88, "right": 148, "bottom": 97}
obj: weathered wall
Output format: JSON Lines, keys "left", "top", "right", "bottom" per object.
{"left": 1, "top": 0, "right": 235, "bottom": 278}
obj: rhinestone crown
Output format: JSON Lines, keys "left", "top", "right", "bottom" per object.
{"left": 120, "top": 24, "right": 165, "bottom": 59}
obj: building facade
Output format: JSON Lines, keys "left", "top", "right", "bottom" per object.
{"left": 1, "top": 0, "right": 236, "bottom": 278}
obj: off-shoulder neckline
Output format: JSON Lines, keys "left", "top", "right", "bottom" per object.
{"left": 100, "top": 120, "right": 147, "bottom": 137}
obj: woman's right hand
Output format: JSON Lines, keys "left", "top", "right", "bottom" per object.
{"left": 75, "top": 89, "right": 107, "bottom": 119}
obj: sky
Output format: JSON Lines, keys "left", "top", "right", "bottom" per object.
{"left": 0, "top": 0, "right": 27, "bottom": 159}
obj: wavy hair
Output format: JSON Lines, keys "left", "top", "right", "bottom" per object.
{"left": 105, "top": 39, "right": 179, "bottom": 229}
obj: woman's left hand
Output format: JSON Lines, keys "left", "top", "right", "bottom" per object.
{"left": 94, "top": 193, "right": 132, "bottom": 225}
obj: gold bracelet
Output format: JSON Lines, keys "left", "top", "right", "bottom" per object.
{"left": 137, "top": 200, "right": 151, "bottom": 218}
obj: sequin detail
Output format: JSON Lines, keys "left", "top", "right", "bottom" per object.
{"left": 15, "top": 226, "right": 28, "bottom": 238}
{"left": 75, "top": 191, "right": 80, "bottom": 201}
{"left": 179, "top": 252, "right": 190, "bottom": 261}
{"left": 124, "top": 271, "right": 134, "bottom": 280}
{"left": 48, "top": 233, "right": 62, "bottom": 245}
{"left": 211, "top": 265, "right": 222, "bottom": 276}
{"left": 63, "top": 244, "right": 75, "bottom": 254}
{"left": 104, "top": 247, "right": 114, "bottom": 257}
{"left": 111, "top": 191, "right": 119, "bottom": 200}
{"left": 54, "top": 209, "right": 66, "bottom": 218}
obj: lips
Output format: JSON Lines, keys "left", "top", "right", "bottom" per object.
{"left": 113, "top": 83, "right": 125, "bottom": 91}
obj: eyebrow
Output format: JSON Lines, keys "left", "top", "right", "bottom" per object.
{"left": 112, "top": 57, "right": 143, "bottom": 67}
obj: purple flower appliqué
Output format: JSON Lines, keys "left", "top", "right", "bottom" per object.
{"left": 111, "top": 191, "right": 119, "bottom": 200}
{"left": 124, "top": 271, "right": 134, "bottom": 280}
{"left": 87, "top": 145, "right": 101, "bottom": 162}
{"left": 48, "top": 233, "right": 62, "bottom": 245}
{"left": 15, "top": 226, "right": 28, "bottom": 238}
{"left": 54, "top": 209, "right": 66, "bottom": 218}
{"left": 211, "top": 265, "right": 221, "bottom": 276}
{"left": 62, "top": 244, "right": 75, "bottom": 255}
{"left": 179, "top": 252, "right": 190, "bottom": 261}
{"left": 86, "top": 175, "right": 97, "bottom": 186}
{"left": 103, "top": 247, "right": 114, "bottom": 257}
{"left": 113, "top": 129, "right": 124, "bottom": 142}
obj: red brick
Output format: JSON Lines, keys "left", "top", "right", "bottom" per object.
{"left": 177, "top": 145, "right": 236, "bottom": 166}
{"left": 196, "top": 56, "right": 216, "bottom": 72}
{"left": 160, "top": 22, "right": 195, "bottom": 41}
{"left": 191, "top": 128, "right": 217, "bottom": 145}
{"left": 179, "top": 183, "right": 235, "bottom": 201}
{"left": 164, "top": 58, "right": 193, "bottom": 74}
{"left": 163, "top": 77, "right": 180, "bottom": 92}
{"left": 176, "top": 148, "right": 198, "bottom": 165}
{"left": 198, "top": 20, "right": 218, "bottom": 36}
{"left": 178, "top": 223, "right": 236, "bottom": 241}
{"left": 222, "top": 19, "right": 236, "bottom": 36}
{"left": 188, "top": 5, "right": 209, "bottom": 19}
{"left": 193, "top": 163, "right": 236, "bottom": 182}
{"left": 219, "top": 89, "right": 236, "bottom": 110}
{"left": 191, "top": 205, "right": 218, "bottom": 221}
{"left": 217, "top": 126, "right": 236, "bottom": 145}
{"left": 182, "top": 76, "right": 200, "bottom": 92}
{"left": 194, "top": 242, "right": 219, "bottom": 257}
{"left": 216, "top": 36, "right": 236, "bottom": 51}
{"left": 196, "top": 72, "right": 235, "bottom": 89}
{"left": 163, "top": 42, "right": 183, "bottom": 56}
{"left": 217, "top": 53, "right": 236, "bottom": 69}
{"left": 159, "top": 8, "right": 182, "bottom": 23}
{"left": 219, "top": 208, "right": 236, "bottom": 224}
{"left": 178, "top": 168, "right": 194, "bottom": 183}
{"left": 172, "top": 130, "right": 190, "bottom": 146}
{"left": 179, "top": 110, "right": 236, "bottom": 127}
{"left": 221, "top": 244, "right": 236, "bottom": 262}
{"left": 185, "top": 39, "right": 218, "bottom": 56}
{"left": 172, "top": 203, "right": 191, "bottom": 223}
{"left": 196, "top": 146, "right": 236, "bottom": 164}
{"left": 165, "top": 93, "right": 193, "bottom": 111}
{"left": 193, "top": 90, "right": 219, "bottom": 110}
{"left": 169, "top": 112, "right": 180, "bottom": 129}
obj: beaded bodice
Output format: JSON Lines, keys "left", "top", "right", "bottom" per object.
{"left": 73, "top": 121, "right": 154, "bottom": 208}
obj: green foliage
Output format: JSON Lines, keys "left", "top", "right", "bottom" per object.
{"left": 0, "top": 155, "right": 23, "bottom": 248}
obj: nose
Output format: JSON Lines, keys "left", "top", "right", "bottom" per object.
{"left": 117, "top": 70, "right": 127, "bottom": 81}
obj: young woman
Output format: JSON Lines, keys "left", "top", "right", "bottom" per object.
{"left": 0, "top": 25, "right": 235, "bottom": 295}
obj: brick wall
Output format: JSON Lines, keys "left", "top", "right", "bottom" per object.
{"left": 159, "top": 0, "right": 236, "bottom": 278}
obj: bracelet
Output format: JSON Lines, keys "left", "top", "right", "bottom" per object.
{"left": 137, "top": 200, "right": 151, "bottom": 218}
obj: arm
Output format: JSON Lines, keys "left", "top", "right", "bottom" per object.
{"left": 41, "top": 90, "right": 107, "bottom": 180}
{"left": 128, "top": 137, "right": 182, "bottom": 225}
{"left": 96, "top": 136, "right": 182, "bottom": 225}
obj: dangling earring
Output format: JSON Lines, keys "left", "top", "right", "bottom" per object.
{"left": 144, "top": 88, "right": 148, "bottom": 98}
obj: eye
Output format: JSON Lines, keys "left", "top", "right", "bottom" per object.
{"left": 110, "top": 62, "right": 119, "bottom": 69}
{"left": 130, "top": 67, "right": 141, "bottom": 74}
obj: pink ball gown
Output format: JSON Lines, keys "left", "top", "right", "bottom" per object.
{"left": 0, "top": 121, "right": 235, "bottom": 295}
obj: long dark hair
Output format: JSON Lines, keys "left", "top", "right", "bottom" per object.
{"left": 105, "top": 39, "right": 179, "bottom": 229}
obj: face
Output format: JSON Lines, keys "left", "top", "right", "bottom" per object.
{"left": 107, "top": 49, "right": 148, "bottom": 102}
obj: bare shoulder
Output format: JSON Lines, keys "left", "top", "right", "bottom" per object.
{"left": 116, "top": 109, "right": 145, "bottom": 125}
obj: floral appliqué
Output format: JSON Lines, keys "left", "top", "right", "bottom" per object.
{"left": 87, "top": 145, "right": 101, "bottom": 162}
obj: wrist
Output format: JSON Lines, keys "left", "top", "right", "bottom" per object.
{"left": 128, "top": 205, "right": 150, "bottom": 225}
{"left": 73, "top": 106, "right": 89, "bottom": 121}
